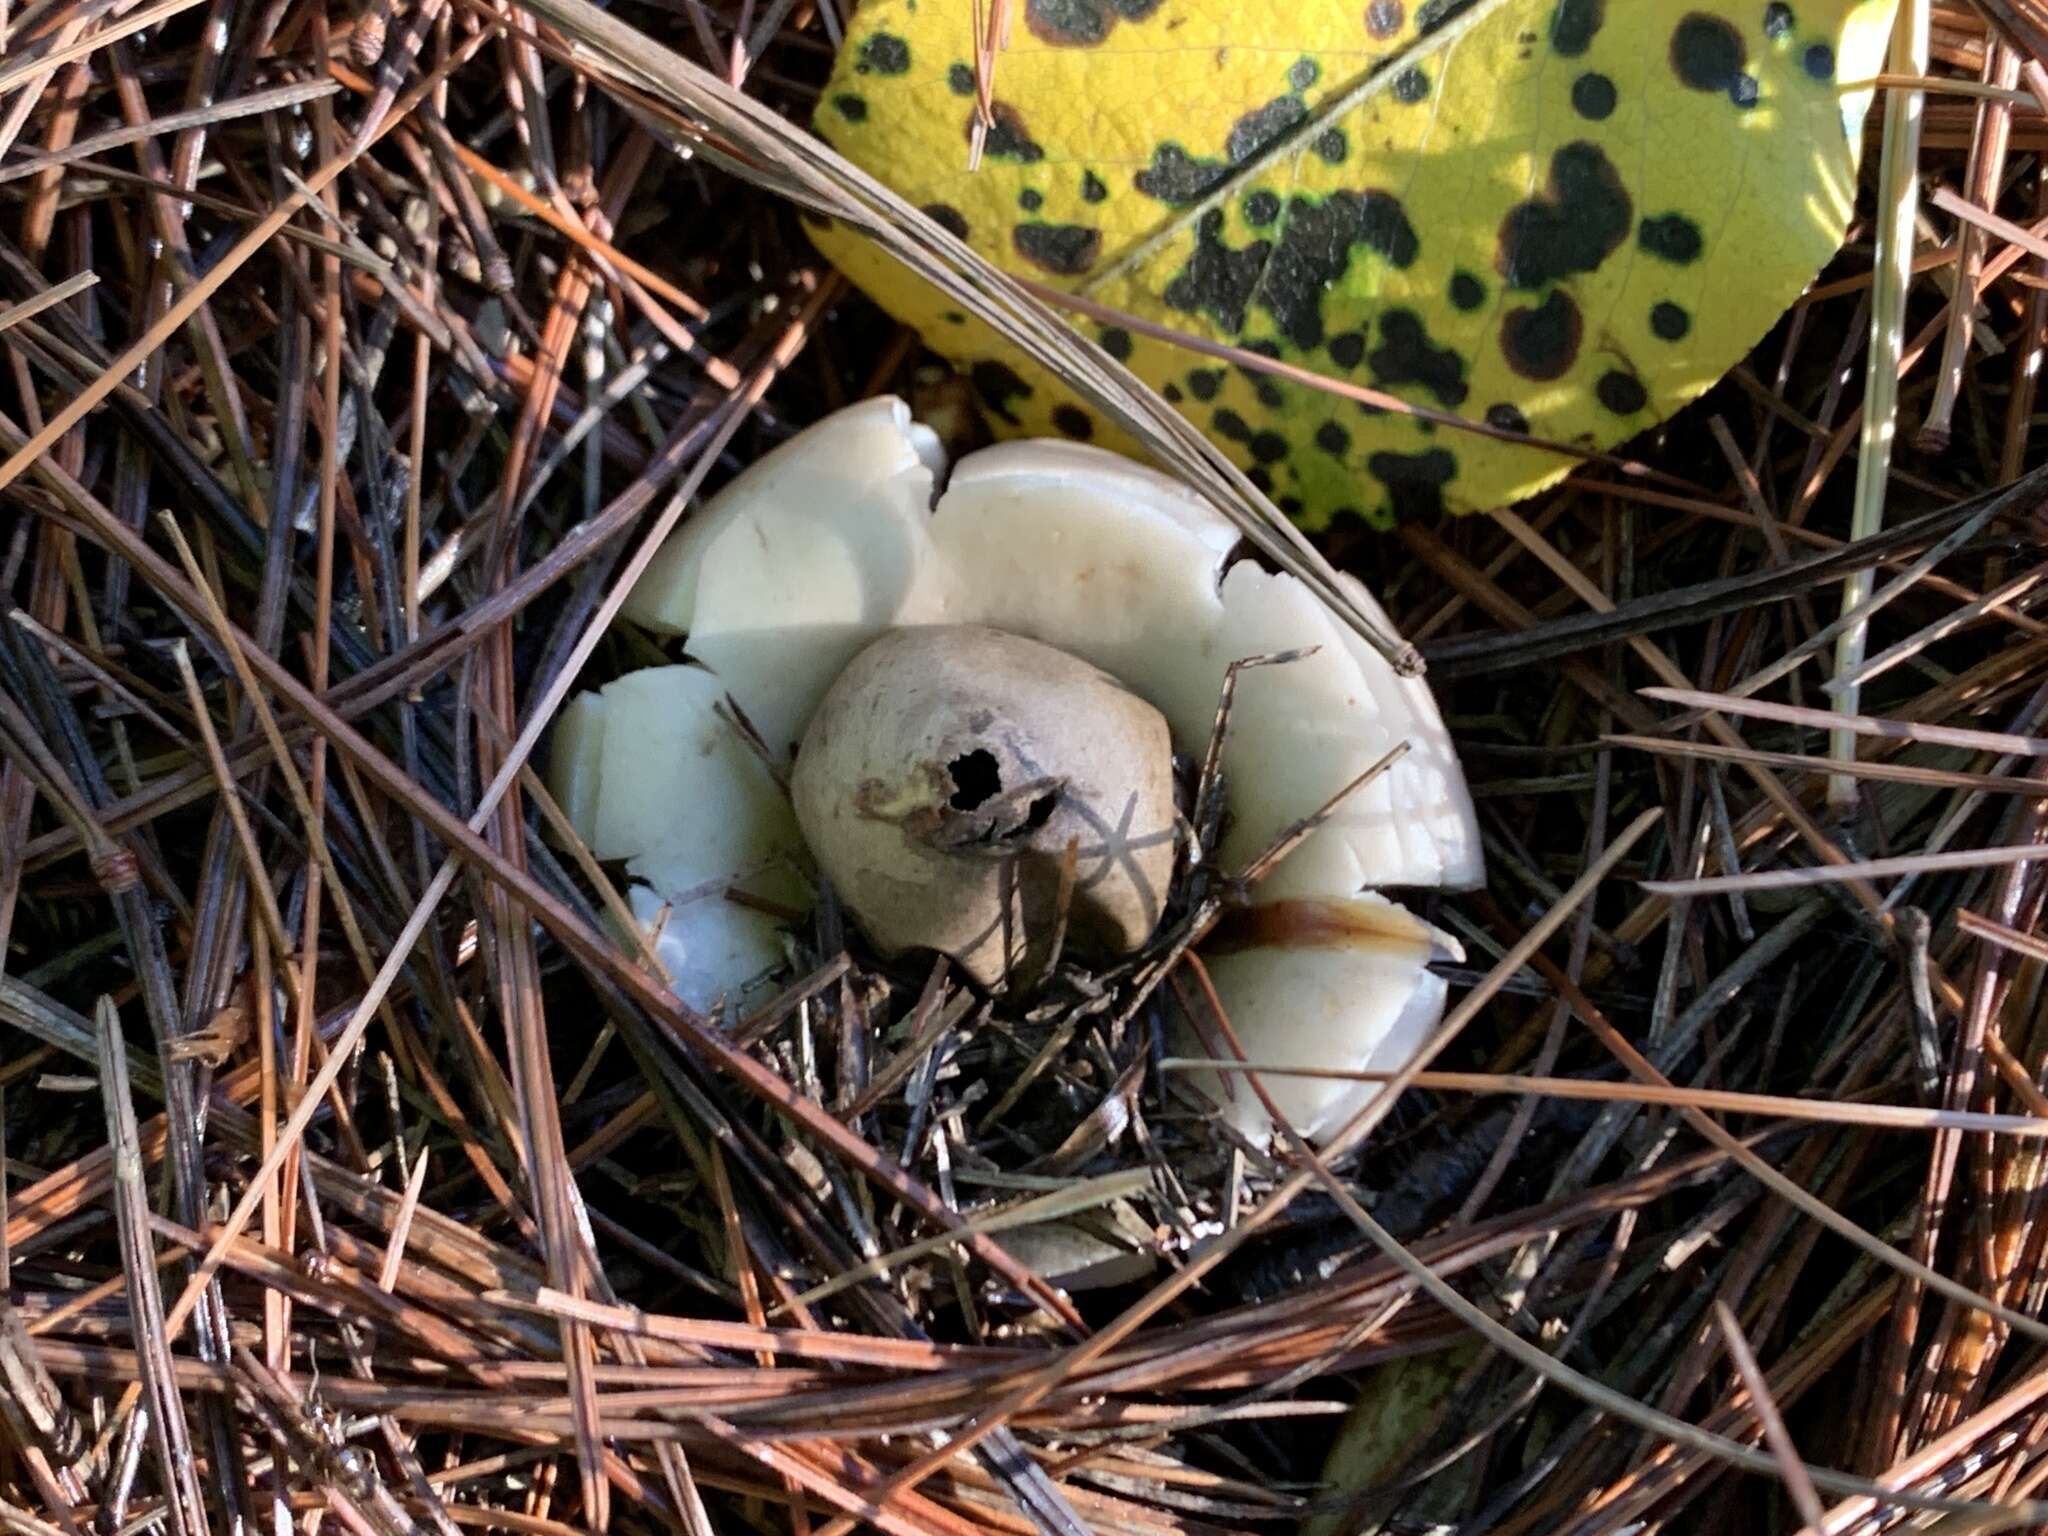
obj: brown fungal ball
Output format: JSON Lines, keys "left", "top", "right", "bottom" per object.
{"left": 791, "top": 624, "right": 1178, "bottom": 986}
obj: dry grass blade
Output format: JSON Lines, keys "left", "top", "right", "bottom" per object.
{"left": 1832, "top": 0, "right": 1926, "bottom": 808}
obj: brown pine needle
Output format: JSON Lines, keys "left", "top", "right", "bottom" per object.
{"left": 1161, "top": 1062, "right": 2048, "bottom": 1139}
{"left": 1713, "top": 1300, "right": 1828, "bottom": 1530}
{"left": 1642, "top": 685, "right": 2048, "bottom": 757}
{"left": 1642, "top": 843, "right": 2048, "bottom": 896}
{"left": 0, "top": 270, "right": 93, "bottom": 335}
{"left": 1606, "top": 733, "right": 2048, "bottom": 797}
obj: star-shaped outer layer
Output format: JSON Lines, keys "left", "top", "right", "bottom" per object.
{"left": 807, "top": 0, "right": 1897, "bottom": 530}
{"left": 549, "top": 399, "right": 1481, "bottom": 1143}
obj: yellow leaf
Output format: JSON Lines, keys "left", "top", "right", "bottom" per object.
{"left": 810, "top": 0, "right": 1899, "bottom": 530}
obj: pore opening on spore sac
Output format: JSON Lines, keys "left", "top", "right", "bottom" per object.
{"left": 947, "top": 748, "right": 1002, "bottom": 810}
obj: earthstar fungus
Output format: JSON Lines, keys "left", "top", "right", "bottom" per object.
{"left": 550, "top": 398, "right": 1482, "bottom": 1144}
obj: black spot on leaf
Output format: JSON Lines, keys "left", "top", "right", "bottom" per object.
{"left": 1415, "top": 0, "right": 1474, "bottom": 32}
{"left": 856, "top": 33, "right": 910, "bottom": 73}
{"left": 1499, "top": 289, "right": 1582, "bottom": 379}
{"left": 1247, "top": 466, "right": 1273, "bottom": 492}
{"left": 1640, "top": 212, "right": 1704, "bottom": 264}
{"left": 1135, "top": 143, "right": 1230, "bottom": 203}
{"left": 1025, "top": 0, "right": 1163, "bottom": 46}
{"left": 1368, "top": 447, "right": 1456, "bottom": 519}
{"left": 1671, "top": 13, "right": 1756, "bottom": 106}
{"left": 1763, "top": 2, "right": 1793, "bottom": 38}
{"left": 1187, "top": 368, "right": 1224, "bottom": 400}
{"left": 1550, "top": 0, "right": 1602, "bottom": 53}
{"left": 1212, "top": 408, "right": 1252, "bottom": 442}
{"left": 1448, "top": 271, "right": 1486, "bottom": 310}
{"left": 947, "top": 62, "right": 976, "bottom": 94}
{"left": 1392, "top": 66, "right": 1431, "bottom": 103}
{"left": 1257, "top": 190, "right": 1419, "bottom": 348}
{"left": 1314, "top": 128, "right": 1349, "bottom": 163}
{"left": 980, "top": 103, "right": 1045, "bottom": 161}
{"left": 832, "top": 94, "right": 869, "bottom": 121}
{"left": 1162, "top": 382, "right": 1183, "bottom": 402}
{"left": 1245, "top": 189, "right": 1282, "bottom": 226}
{"left": 971, "top": 361, "right": 1033, "bottom": 423}
{"left": 1249, "top": 430, "right": 1288, "bottom": 463}
{"left": 1081, "top": 170, "right": 1109, "bottom": 202}
{"left": 1364, "top": 0, "right": 1404, "bottom": 39}
{"left": 1497, "top": 141, "right": 1631, "bottom": 289}
{"left": 1369, "top": 309, "right": 1468, "bottom": 407}
{"left": 1485, "top": 403, "right": 1530, "bottom": 434}
{"left": 1227, "top": 96, "right": 1309, "bottom": 161}
{"left": 1099, "top": 326, "right": 1133, "bottom": 361}
{"left": 922, "top": 203, "right": 970, "bottom": 238}
{"left": 1289, "top": 57, "right": 1320, "bottom": 90}
{"left": 1596, "top": 370, "right": 1648, "bottom": 414}
{"left": 1650, "top": 300, "right": 1690, "bottom": 339}
{"left": 1014, "top": 223, "right": 1102, "bottom": 274}
{"left": 1328, "top": 331, "right": 1366, "bottom": 368}
{"left": 1163, "top": 211, "right": 1272, "bottom": 331}
{"left": 1803, "top": 42, "right": 1834, "bottom": 80}
{"left": 1018, "top": 188, "right": 1044, "bottom": 211}
{"left": 1572, "top": 71, "right": 1616, "bottom": 118}
{"left": 1053, "top": 405, "right": 1095, "bottom": 438}
{"left": 1315, "top": 420, "right": 1351, "bottom": 454}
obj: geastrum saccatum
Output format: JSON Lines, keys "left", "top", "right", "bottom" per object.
{"left": 550, "top": 398, "right": 1480, "bottom": 1143}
